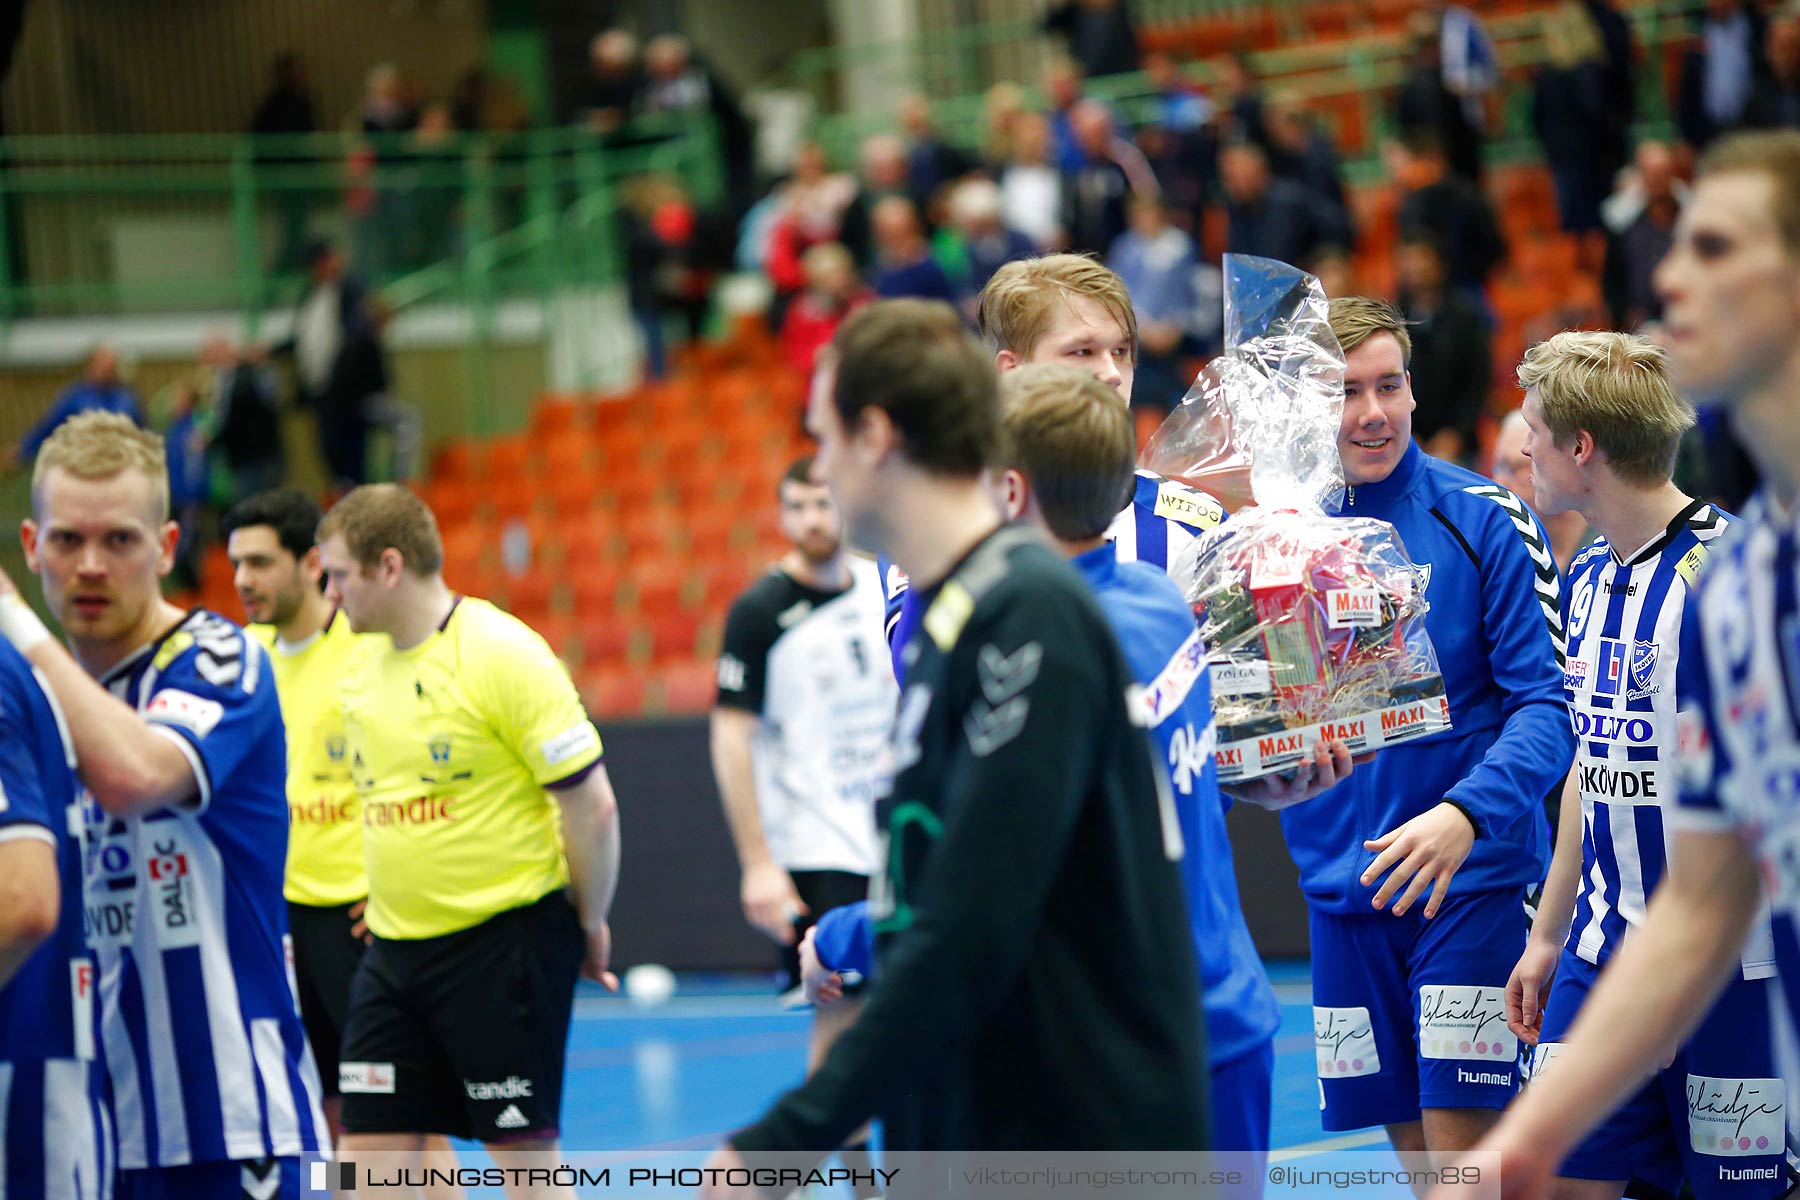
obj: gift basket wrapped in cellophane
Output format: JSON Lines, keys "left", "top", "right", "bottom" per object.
{"left": 1150, "top": 256, "right": 1450, "bottom": 785}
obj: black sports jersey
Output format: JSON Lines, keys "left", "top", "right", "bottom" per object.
{"left": 731, "top": 526, "right": 1209, "bottom": 1158}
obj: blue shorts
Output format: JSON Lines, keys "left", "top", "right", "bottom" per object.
{"left": 1536, "top": 949, "right": 1787, "bottom": 1198}
{"left": 1213, "top": 1038, "right": 1274, "bottom": 1153}
{"left": 1212, "top": 1040, "right": 1273, "bottom": 1199}
{"left": 1310, "top": 887, "right": 1527, "bottom": 1132}
{"left": 118, "top": 1158, "right": 301, "bottom": 1200}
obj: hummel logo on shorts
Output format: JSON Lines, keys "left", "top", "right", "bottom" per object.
{"left": 494, "top": 1103, "right": 529, "bottom": 1130}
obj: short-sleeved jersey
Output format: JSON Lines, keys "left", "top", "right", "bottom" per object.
{"left": 880, "top": 471, "right": 1226, "bottom": 679}
{"left": 715, "top": 559, "right": 895, "bottom": 875}
{"left": 340, "top": 596, "right": 603, "bottom": 940}
{"left": 0, "top": 641, "right": 113, "bottom": 1199}
{"left": 1670, "top": 495, "right": 1800, "bottom": 1141}
{"left": 80, "top": 608, "right": 327, "bottom": 1170}
{"left": 1560, "top": 502, "right": 1766, "bottom": 973}
{"left": 256, "top": 611, "right": 366, "bottom": 907}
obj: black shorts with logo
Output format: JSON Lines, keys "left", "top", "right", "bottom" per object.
{"left": 337, "top": 890, "right": 584, "bottom": 1142}
{"left": 288, "top": 899, "right": 369, "bottom": 1100}
{"left": 782, "top": 870, "right": 869, "bottom": 992}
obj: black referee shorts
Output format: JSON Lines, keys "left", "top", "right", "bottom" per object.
{"left": 337, "top": 890, "right": 584, "bottom": 1143}
{"left": 288, "top": 899, "right": 368, "bottom": 1100}
{"left": 782, "top": 869, "right": 869, "bottom": 993}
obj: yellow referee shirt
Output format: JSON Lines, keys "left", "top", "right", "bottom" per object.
{"left": 339, "top": 596, "right": 604, "bottom": 940}
{"left": 259, "top": 610, "right": 368, "bottom": 907}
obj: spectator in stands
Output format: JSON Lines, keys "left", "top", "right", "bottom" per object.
{"left": 1395, "top": 12, "right": 1483, "bottom": 182}
{"left": 157, "top": 379, "right": 209, "bottom": 590}
{"left": 1264, "top": 92, "right": 1352, "bottom": 246}
{"left": 1398, "top": 234, "right": 1489, "bottom": 464}
{"left": 898, "top": 93, "right": 976, "bottom": 209}
{"left": 1395, "top": 132, "right": 1504, "bottom": 295}
{"left": 765, "top": 142, "right": 859, "bottom": 300}
{"left": 842, "top": 133, "right": 915, "bottom": 264}
{"left": 12, "top": 345, "right": 143, "bottom": 470}
{"left": 1043, "top": 57, "right": 1089, "bottom": 173}
{"left": 452, "top": 67, "right": 528, "bottom": 134}
{"left": 981, "top": 82, "right": 1027, "bottom": 171}
{"left": 641, "top": 34, "right": 754, "bottom": 216}
{"left": 401, "top": 102, "right": 460, "bottom": 270}
{"left": 1141, "top": 51, "right": 1218, "bottom": 219}
{"left": 1210, "top": 50, "right": 1268, "bottom": 150}
{"left": 249, "top": 53, "right": 319, "bottom": 274}
{"left": 351, "top": 63, "right": 419, "bottom": 278}
{"left": 1001, "top": 112, "right": 1065, "bottom": 249}
{"left": 275, "top": 240, "right": 382, "bottom": 490}
{"left": 580, "top": 30, "right": 642, "bottom": 135}
{"left": 627, "top": 178, "right": 728, "bottom": 380}
{"left": 1061, "top": 100, "right": 1158, "bottom": 256}
{"left": 1677, "top": 0, "right": 1769, "bottom": 150}
{"left": 1043, "top": 0, "right": 1139, "bottom": 80}
{"left": 780, "top": 243, "right": 870, "bottom": 375}
{"left": 870, "top": 197, "right": 956, "bottom": 304}
{"left": 1600, "top": 140, "right": 1684, "bottom": 330}
{"left": 1489, "top": 409, "right": 1592, "bottom": 571}
{"left": 948, "top": 179, "right": 1035, "bottom": 299}
{"left": 1310, "top": 245, "right": 1357, "bottom": 298}
{"left": 202, "top": 334, "right": 284, "bottom": 505}
{"left": 358, "top": 298, "right": 421, "bottom": 483}
{"left": 1434, "top": 1, "right": 1499, "bottom": 142}
{"left": 1108, "top": 195, "right": 1204, "bottom": 413}
{"left": 1219, "top": 140, "right": 1330, "bottom": 267}
{"left": 1749, "top": 12, "right": 1800, "bottom": 130}
{"left": 1581, "top": 0, "right": 1637, "bottom": 184}
{"left": 1531, "top": 3, "right": 1615, "bottom": 236}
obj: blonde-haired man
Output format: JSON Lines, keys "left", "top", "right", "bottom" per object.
{"left": 1442, "top": 129, "right": 1800, "bottom": 1200}
{"left": 1497, "top": 331, "right": 1771, "bottom": 1200}
{"left": 1290, "top": 298, "right": 1574, "bottom": 1160}
{"left": 317, "top": 484, "right": 621, "bottom": 1196}
{"left": 0, "top": 411, "right": 327, "bottom": 1198}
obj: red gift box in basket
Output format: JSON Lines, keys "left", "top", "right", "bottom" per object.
{"left": 1146, "top": 256, "right": 1451, "bottom": 787}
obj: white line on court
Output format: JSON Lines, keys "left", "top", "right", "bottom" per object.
{"left": 1267, "top": 1130, "right": 1391, "bottom": 1161}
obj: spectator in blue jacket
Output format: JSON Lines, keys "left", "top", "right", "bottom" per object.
{"left": 1293, "top": 296, "right": 1574, "bottom": 1159}
{"left": 870, "top": 197, "right": 957, "bottom": 304}
{"left": 13, "top": 345, "right": 143, "bottom": 469}
{"left": 1108, "top": 194, "right": 1205, "bottom": 412}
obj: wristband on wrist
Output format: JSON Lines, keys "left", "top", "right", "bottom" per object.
{"left": 0, "top": 595, "right": 50, "bottom": 653}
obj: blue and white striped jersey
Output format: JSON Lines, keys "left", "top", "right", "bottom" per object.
{"left": 79, "top": 609, "right": 327, "bottom": 1171}
{"left": 1561, "top": 501, "right": 1767, "bottom": 973}
{"left": 0, "top": 640, "right": 112, "bottom": 1199}
{"left": 1671, "top": 494, "right": 1800, "bottom": 1144}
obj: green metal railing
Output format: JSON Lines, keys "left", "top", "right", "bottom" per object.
{"left": 0, "top": 113, "right": 724, "bottom": 329}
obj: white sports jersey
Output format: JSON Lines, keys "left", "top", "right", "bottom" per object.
{"left": 716, "top": 559, "right": 897, "bottom": 874}
{"left": 1671, "top": 494, "right": 1800, "bottom": 1143}
{"left": 1561, "top": 502, "right": 1770, "bottom": 972}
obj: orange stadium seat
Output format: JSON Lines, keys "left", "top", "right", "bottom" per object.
{"left": 483, "top": 433, "right": 533, "bottom": 480}
{"left": 647, "top": 611, "right": 704, "bottom": 662}
{"left": 419, "top": 479, "right": 480, "bottom": 530}
{"left": 490, "top": 476, "right": 539, "bottom": 521}
{"left": 579, "top": 609, "right": 638, "bottom": 660}
{"left": 431, "top": 439, "right": 479, "bottom": 482}
{"left": 530, "top": 395, "right": 589, "bottom": 441}
{"left": 628, "top": 554, "right": 690, "bottom": 613}
{"left": 569, "top": 561, "right": 626, "bottom": 615}
{"left": 581, "top": 665, "right": 648, "bottom": 720}
{"left": 502, "top": 571, "right": 556, "bottom": 626}
{"left": 658, "top": 659, "right": 719, "bottom": 715}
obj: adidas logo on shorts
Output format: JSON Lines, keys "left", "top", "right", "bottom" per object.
{"left": 494, "top": 1104, "right": 530, "bottom": 1130}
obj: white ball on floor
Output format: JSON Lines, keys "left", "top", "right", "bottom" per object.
{"left": 623, "top": 963, "right": 677, "bottom": 1006}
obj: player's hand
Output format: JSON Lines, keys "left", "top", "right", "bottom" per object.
{"left": 581, "top": 921, "right": 619, "bottom": 991}
{"left": 1506, "top": 938, "right": 1561, "bottom": 1045}
{"left": 1362, "top": 801, "right": 1476, "bottom": 919}
{"left": 698, "top": 1145, "right": 757, "bottom": 1199}
{"left": 348, "top": 898, "right": 372, "bottom": 945}
{"left": 1225, "top": 738, "right": 1356, "bottom": 811}
{"left": 1427, "top": 1126, "right": 1556, "bottom": 1200}
{"left": 799, "top": 926, "right": 844, "bottom": 1006}
{"left": 741, "top": 861, "right": 806, "bottom": 945}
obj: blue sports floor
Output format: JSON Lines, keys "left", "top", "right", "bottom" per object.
{"left": 430, "top": 962, "right": 1411, "bottom": 1194}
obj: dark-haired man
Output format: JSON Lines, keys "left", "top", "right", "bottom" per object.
{"left": 223, "top": 489, "right": 367, "bottom": 1143}
{"left": 704, "top": 301, "right": 1208, "bottom": 1189}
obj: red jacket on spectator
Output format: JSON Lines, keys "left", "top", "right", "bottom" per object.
{"left": 780, "top": 286, "right": 872, "bottom": 374}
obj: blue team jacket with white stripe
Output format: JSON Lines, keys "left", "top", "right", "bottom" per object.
{"left": 1281, "top": 442, "right": 1575, "bottom": 911}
